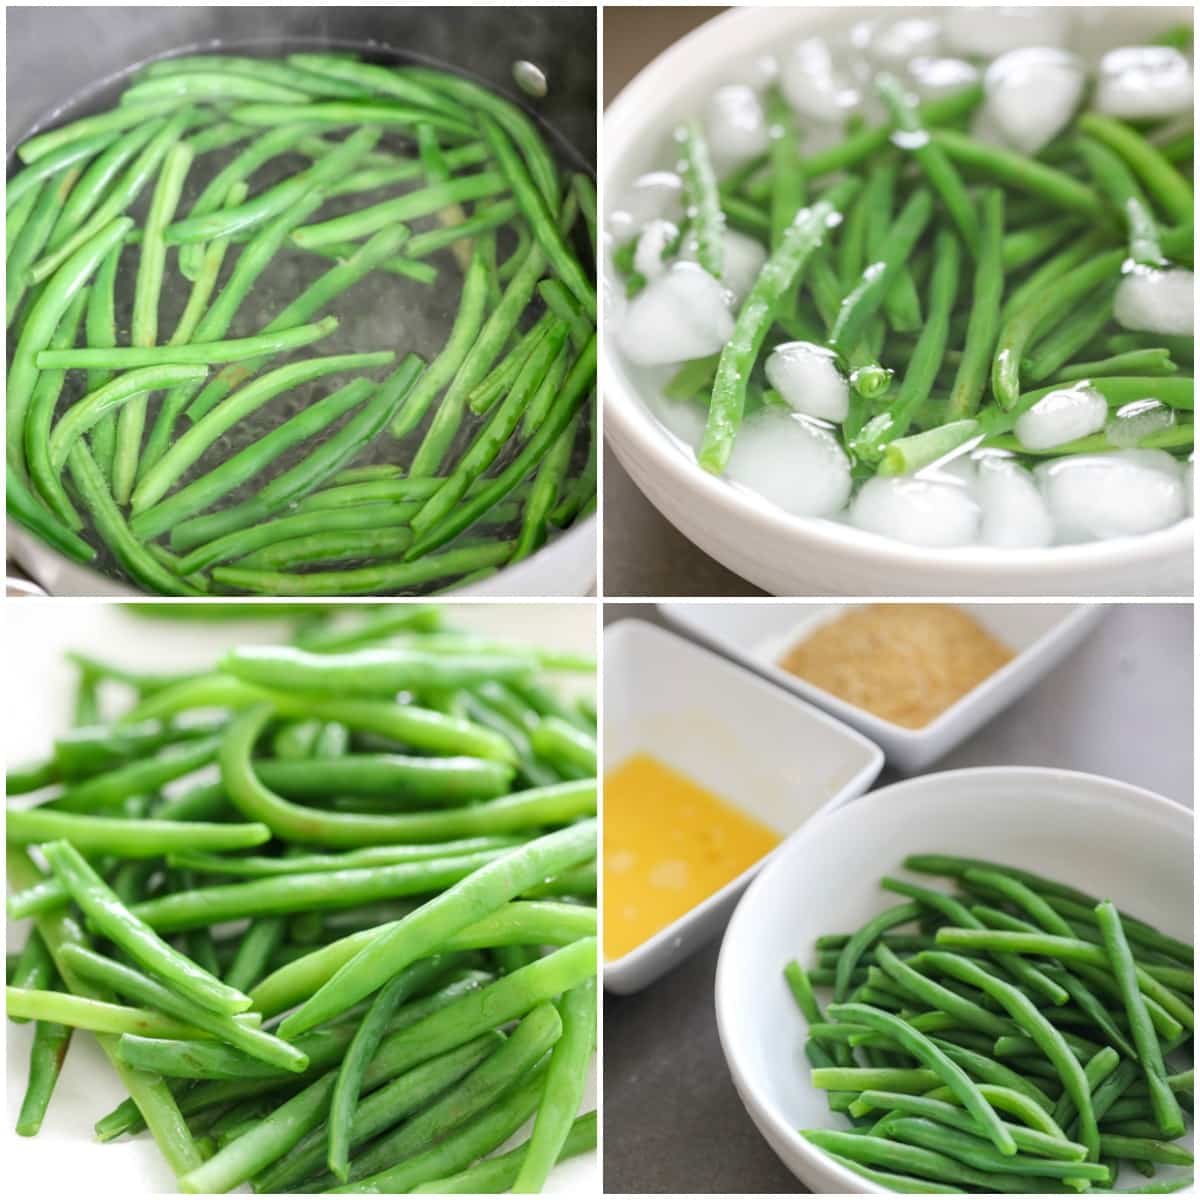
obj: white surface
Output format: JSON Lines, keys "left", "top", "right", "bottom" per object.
{"left": 602, "top": 4, "right": 1194, "bottom": 596}
{"left": 5, "top": 601, "right": 598, "bottom": 1195}
{"left": 659, "top": 602, "right": 1107, "bottom": 771}
{"left": 715, "top": 767, "right": 1195, "bottom": 1194}
{"left": 603, "top": 620, "right": 883, "bottom": 993}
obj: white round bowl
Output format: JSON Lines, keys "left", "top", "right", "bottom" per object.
{"left": 714, "top": 766, "right": 1194, "bottom": 1193}
{"left": 603, "top": 5, "right": 1194, "bottom": 596}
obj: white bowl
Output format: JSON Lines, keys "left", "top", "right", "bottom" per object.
{"left": 659, "top": 602, "right": 1107, "bottom": 771}
{"left": 715, "top": 767, "right": 1194, "bottom": 1193}
{"left": 603, "top": 619, "right": 883, "bottom": 993}
{"left": 602, "top": 5, "right": 1194, "bottom": 597}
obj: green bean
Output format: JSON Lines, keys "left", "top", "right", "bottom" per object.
{"left": 410, "top": 240, "right": 551, "bottom": 475}
{"left": 5, "top": 805, "right": 269, "bottom": 860}
{"left": 123, "top": 71, "right": 309, "bottom": 105}
{"left": 29, "top": 106, "right": 195, "bottom": 285}
{"left": 40, "top": 316, "right": 338, "bottom": 371}
{"left": 390, "top": 246, "right": 489, "bottom": 437}
{"left": 130, "top": 349, "right": 391, "bottom": 512}
{"left": 512, "top": 977, "right": 596, "bottom": 1192}
{"left": 931, "top": 127, "right": 1109, "bottom": 221}
{"left": 66, "top": 441, "right": 199, "bottom": 594}
{"left": 14, "top": 994, "right": 71, "bottom": 1137}
{"left": 1078, "top": 135, "right": 1165, "bottom": 266}
{"left": 325, "top": 1004, "right": 561, "bottom": 1190}
{"left": 290, "top": 171, "right": 506, "bottom": 249}
{"left": 917, "top": 950, "right": 1101, "bottom": 1160}
{"left": 1053, "top": 349, "right": 1177, "bottom": 382}
{"left": 16, "top": 100, "right": 183, "bottom": 165}
{"left": 132, "top": 848, "right": 505, "bottom": 934}
{"left": 1025, "top": 285, "right": 1119, "bottom": 383}
{"left": 513, "top": 411, "right": 578, "bottom": 561}
{"left": 876, "top": 75, "right": 978, "bottom": 252}
{"left": 8, "top": 164, "right": 84, "bottom": 326}
{"left": 1100, "top": 1136, "right": 1193, "bottom": 1166}
{"left": 6, "top": 181, "right": 43, "bottom": 259}
{"left": 1078, "top": 114, "right": 1193, "bottom": 225}
{"left": 130, "top": 378, "right": 369, "bottom": 541}
{"left": 993, "top": 247, "right": 1127, "bottom": 409}
{"left": 764, "top": 85, "right": 805, "bottom": 251}
{"left": 49, "top": 736, "right": 220, "bottom": 813}
{"left": 885, "top": 1116, "right": 1110, "bottom": 1184}
{"left": 40, "top": 840, "right": 252, "bottom": 1016}
{"left": 326, "top": 1064, "right": 550, "bottom": 1195}
{"left": 6, "top": 470, "right": 95, "bottom": 563}
{"left": 409, "top": 1110, "right": 596, "bottom": 1193}
{"left": 8, "top": 846, "right": 204, "bottom": 1176}
{"left": 255, "top": 752, "right": 515, "bottom": 804}
{"left": 700, "top": 181, "right": 858, "bottom": 474}
{"left": 677, "top": 118, "right": 724, "bottom": 277}
{"left": 59, "top": 943, "right": 306, "bottom": 1075}
{"left": 7, "top": 214, "right": 131, "bottom": 476}
{"left": 1096, "top": 901, "right": 1187, "bottom": 1139}
{"left": 184, "top": 120, "right": 252, "bottom": 155}
{"left": 822, "top": 1152, "right": 961, "bottom": 1193}
{"left": 278, "top": 819, "right": 594, "bottom": 1037}
{"left": 854, "top": 230, "right": 960, "bottom": 460}
{"left": 23, "top": 285, "right": 89, "bottom": 526}
{"left": 833, "top": 901, "right": 923, "bottom": 1002}
{"left": 801, "top": 1127, "right": 1045, "bottom": 1191}
{"left": 943, "top": 189, "right": 1006, "bottom": 419}
{"left": 6, "top": 129, "right": 119, "bottom": 210}
{"left": 111, "top": 139, "right": 193, "bottom": 501}
{"left": 250, "top": 903, "right": 592, "bottom": 1021}
{"left": 148, "top": 54, "right": 373, "bottom": 101}
{"left": 284, "top": 56, "right": 471, "bottom": 120}
{"left": 404, "top": 335, "right": 596, "bottom": 560}
{"left": 6, "top": 986, "right": 217, "bottom": 1040}
{"left": 828, "top": 186, "right": 931, "bottom": 361}
{"left": 47, "top": 363, "right": 208, "bottom": 472}
{"left": 410, "top": 325, "right": 567, "bottom": 532}
{"left": 932, "top": 929, "right": 1193, "bottom": 1029}
{"left": 83, "top": 239, "right": 123, "bottom": 473}
{"left": 827, "top": 1002, "right": 1015, "bottom": 1155}
{"left": 480, "top": 113, "right": 595, "bottom": 319}
{"left": 173, "top": 356, "right": 422, "bottom": 551}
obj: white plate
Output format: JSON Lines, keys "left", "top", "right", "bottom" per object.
{"left": 5, "top": 602, "right": 599, "bottom": 1196}
{"left": 604, "top": 619, "right": 883, "bottom": 993}
{"left": 715, "top": 767, "right": 1194, "bottom": 1193}
{"left": 660, "top": 602, "right": 1107, "bottom": 771}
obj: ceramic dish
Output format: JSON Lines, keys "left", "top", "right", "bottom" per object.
{"left": 714, "top": 766, "right": 1194, "bottom": 1193}
{"left": 659, "top": 602, "right": 1107, "bottom": 771}
{"left": 603, "top": 619, "right": 883, "bottom": 993}
{"left": 603, "top": 5, "right": 1194, "bottom": 597}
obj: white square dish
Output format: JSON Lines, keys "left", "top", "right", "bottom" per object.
{"left": 659, "top": 603, "right": 1107, "bottom": 772}
{"left": 603, "top": 619, "right": 884, "bottom": 993}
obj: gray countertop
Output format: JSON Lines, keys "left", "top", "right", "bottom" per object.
{"left": 602, "top": 602, "right": 1193, "bottom": 1193}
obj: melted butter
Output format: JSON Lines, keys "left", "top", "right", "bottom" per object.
{"left": 604, "top": 753, "right": 779, "bottom": 961}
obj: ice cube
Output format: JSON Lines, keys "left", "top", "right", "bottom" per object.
{"left": 850, "top": 476, "right": 981, "bottom": 546}
{"left": 1106, "top": 399, "right": 1177, "bottom": 449}
{"left": 944, "top": 7, "right": 1071, "bottom": 56}
{"left": 780, "top": 38, "right": 861, "bottom": 124}
{"left": 859, "top": 18, "right": 942, "bottom": 67}
{"left": 976, "top": 457, "right": 1055, "bottom": 547}
{"left": 682, "top": 228, "right": 768, "bottom": 305}
{"left": 725, "top": 409, "right": 852, "bottom": 518}
{"left": 764, "top": 341, "right": 850, "bottom": 421}
{"left": 1095, "top": 46, "right": 1194, "bottom": 120}
{"left": 608, "top": 170, "right": 683, "bottom": 243}
{"left": 1037, "top": 449, "right": 1187, "bottom": 541}
{"left": 1014, "top": 384, "right": 1108, "bottom": 451}
{"left": 634, "top": 218, "right": 680, "bottom": 283}
{"left": 616, "top": 262, "right": 734, "bottom": 366}
{"left": 982, "top": 48, "right": 1085, "bottom": 154}
{"left": 704, "top": 84, "right": 770, "bottom": 176}
{"left": 1113, "top": 267, "right": 1194, "bottom": 337}
{"left": 908, "top": 56, "right": 981, "bottom": 100}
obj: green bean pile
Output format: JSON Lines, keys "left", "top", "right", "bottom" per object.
{"left": 6, "top": 603, "right": 597, "bottom": 1192}
{"left": 785, "top": 855, "right": 1194, "bottom": 1193}
{"left": 7, "top": 52, "right": 597, "bottom": 595}
{"left": 611, "top": 37, "right": 1194, "bottom": 538}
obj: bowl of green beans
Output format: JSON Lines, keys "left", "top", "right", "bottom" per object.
{"left": 714, "top": 766, "right": 1193, "bottom": 1193}
{"left": 7, "top": 26, "right": 597, "bottom": 597}
{"left": 602, "top": 5, "right": 1193, "bottom": 596}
